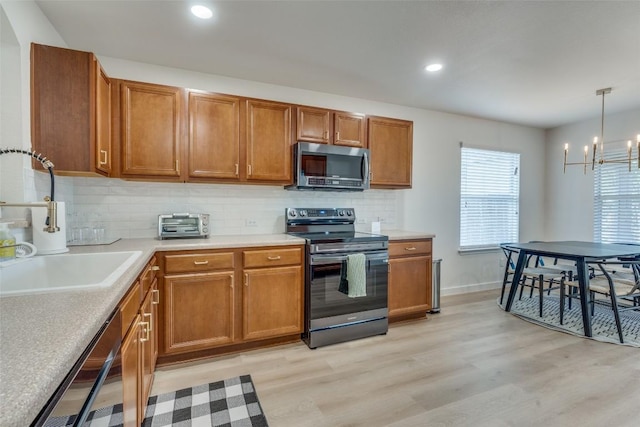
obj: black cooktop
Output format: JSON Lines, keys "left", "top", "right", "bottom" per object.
{"left": 289, "top": 231, "right": 388, "bottom": 244}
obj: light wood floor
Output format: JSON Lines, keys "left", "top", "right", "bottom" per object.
{"left": 151, "top": 290, "right": 640, "bottom": 427}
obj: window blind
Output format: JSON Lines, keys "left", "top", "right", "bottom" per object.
{"left": 460, "top": 147, "right": 520, "bottom": 250}
{"left": 594, "top": 147, "right": 640, "bottom": 244}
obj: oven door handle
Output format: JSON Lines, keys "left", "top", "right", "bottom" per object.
{"left": 310, "top": 252, "right": 388, "bottom": 265}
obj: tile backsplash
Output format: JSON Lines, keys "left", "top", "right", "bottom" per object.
{"left": 62, "top": 177, "right": 399, "bottom": 240}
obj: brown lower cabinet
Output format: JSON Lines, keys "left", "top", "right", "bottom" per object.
{"left": 388, "top": 238, "right": 433, "bottom": 321}
{"left": 119, "top": 259, "right": 159, "bottom": 427}
{"left": 160, "top": 245, "right": 304, "bottom": 357}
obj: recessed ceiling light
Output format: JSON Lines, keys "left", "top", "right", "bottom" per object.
{"left": 425, "top": 63, "right": 443, "bottom": 72}
{"left": 191, "top": 5, "right": 213, "bottom": 19}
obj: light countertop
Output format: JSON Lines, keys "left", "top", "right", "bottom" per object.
{"left": 0, "top": 234, "right": 304, "bottom": 427}
{"left": 0, "top": 230, "right": 434, "bottom": 426}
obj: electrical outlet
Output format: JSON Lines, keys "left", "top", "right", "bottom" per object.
{"left": 245, "top": 219, "right": 258, "bottom": 227}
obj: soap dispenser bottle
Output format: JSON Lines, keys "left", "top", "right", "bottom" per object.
{"left": 0, "top": 222, "right": 16, "bottom": 261}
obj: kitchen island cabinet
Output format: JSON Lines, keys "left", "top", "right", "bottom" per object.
{"left": 388, "top": 238, "right": 433, "bottom": 321}
{"left": 31, "top": 43, "right": 112, "bottom": 176}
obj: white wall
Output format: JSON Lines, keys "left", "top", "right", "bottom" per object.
{"left": 544, "top": 108, "right": 640, "bottom": 241}
{"left": 2, "top": 1, "right": 551, "bottom": 295}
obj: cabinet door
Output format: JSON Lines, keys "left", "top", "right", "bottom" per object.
{"left": 368, "top": 116, "right": 413, "bottom": 188}
{"left": 245, "top": 99, "right": 293, "bottom": 182}
{"left": 120, "top": 81, "right": 183, "bottom": 178}
{"left": 121, "top": 314, "right": 141, "bottom": 427}
{"left": 140, "top": 287, "right": 155, "bottom": 411}
{"left": 188, "top": 92, "right": 240, "bottom": 180}
{"left": 297, "top": 106, "right": 331, "bottom": 144}
{"left": 95, "top": 60, "right": 112, "bottom": 175}
{"left": 31, "top": 44, "right": 101, "bottom": 175}
{"left": 163, "top": 272, "right": 235, "bottom": 353}
{"left": 243, "top": 265, "right": 302, "bottom": 341}
{"left": 388, "top": 255, "right": 431, "bottom": 317}
{"left": 334, "top": 111, "right": 366, "bottom": 148}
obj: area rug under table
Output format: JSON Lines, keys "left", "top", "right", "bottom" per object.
{"left": 48, "top": 375, "right": 268, "bottom": 427}
{"left": 499, "top": 294, "right": 640, "bottom": 347}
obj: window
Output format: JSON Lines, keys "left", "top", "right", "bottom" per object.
{"left": 594, "top": 147, "right": 640, "bottom": 243}
{"left": 460, "top": 147, "right": 520, "bottom": 250}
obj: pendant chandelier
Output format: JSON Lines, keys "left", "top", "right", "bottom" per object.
{"left": 563, "top": 88, "right": 639, "bottom": 174}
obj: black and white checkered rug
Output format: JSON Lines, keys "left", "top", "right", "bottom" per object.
{"left": 499, "top": 294, "right": 640, "bottom": 347}
{"left": 46, "top": 375, "right": 268, "bottom": 427}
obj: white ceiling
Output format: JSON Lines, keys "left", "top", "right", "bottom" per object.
{"left": 35, "top": 0, "right": 640, "bottom": 129}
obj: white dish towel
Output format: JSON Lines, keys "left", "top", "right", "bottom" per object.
{"left": 346, "top": 253, "right": 367, "bottom": 298}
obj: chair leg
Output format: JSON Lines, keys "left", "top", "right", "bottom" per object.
{"left": 529, "top": 277, "right": 535, "bottom": 298}
{"left": 609, "top": 292, "right": 624, "bottom": 344}
{"left": 500, "top": 268, "right": 511, "bottom": 305}
{"left": 560, "top": 281, "right": 565, "bottom": 325}
{"left": 538, "top": 274, "right": 544, "bottom": 317}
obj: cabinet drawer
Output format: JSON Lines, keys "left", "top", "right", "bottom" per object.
{"left": 120, "top": 281, "right": 141, "bottom": 336}
{"left": 140, "top": 257, "right": 158, "bottom": 295}
{"left": 165, "top": 252, "right": 235, "bottom": 273}
{"left": 389, "top": 239, "right": 432, "bottom": 257}
{"left": 243, "top": 247, "right": 302, "bottom": 268}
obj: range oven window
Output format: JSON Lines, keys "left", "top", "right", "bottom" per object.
{"left": 308, "top": 251, "right": 388, "bottom": 320}
{"left": 301, "top": 153, "right": 363, "bottom": 179}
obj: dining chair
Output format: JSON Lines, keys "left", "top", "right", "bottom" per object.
{"left": 560, "top": 260, "right": 640, "bottom": 344}
{"left": 500, "top": 244, "right": 566, "bottom": 317}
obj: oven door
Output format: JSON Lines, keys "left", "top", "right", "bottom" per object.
{"left": 307, "top": 250, "right": 388, "bottom": 329}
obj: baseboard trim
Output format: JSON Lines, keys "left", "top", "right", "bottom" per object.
{"left": 441, "top": 281, "right": 501, "bottom": 296}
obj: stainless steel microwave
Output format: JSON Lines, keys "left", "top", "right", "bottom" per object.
{"left": 286, "top": 142, "right": 370, "bottom": 191}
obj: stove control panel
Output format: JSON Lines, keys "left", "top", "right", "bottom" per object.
{"left": 286, "top": 208, "right": 355, "bottom": 221}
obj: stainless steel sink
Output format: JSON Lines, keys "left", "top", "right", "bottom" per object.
{"left": 0, "top": 251, "right": 143, "bottom": 296}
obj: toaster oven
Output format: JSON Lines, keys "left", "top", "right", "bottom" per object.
{"left": 158, "top": 213, "right": 209, "bottom": 239}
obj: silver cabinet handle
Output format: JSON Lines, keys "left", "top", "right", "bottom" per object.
{"left": 193, "top": 260, "right": 209, "bottom": 265}
{"left": 143, "top": 312, "right": 152, "bottom": 332}
{"left": 139, "top": 321, "right": 150, "bottom": 342}
{"left": 267, "top": 256, "right": 281, "bottom": 261}
{"left": 405, "top": 247, "right": 417, "bottom": 251}
{"left": 99, "top": 150, "right": 108, "bottom": 165}
{"left": 235, "top": 163, "right": 239, "bottom": 176}
{"left": 152, "top": 289, "right": 160, "bottom": 305}
{"left": 151, "top": 265, "right": 160, "bottom": 271}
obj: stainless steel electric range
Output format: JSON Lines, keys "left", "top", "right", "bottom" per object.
{"left": 285, "top": 207, "right": 389, "bottom": 349}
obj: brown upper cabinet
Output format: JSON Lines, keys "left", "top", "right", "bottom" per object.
{"left": 31, "top": 43, "right": 112, "bottom": 176}
{"left": 119, "top": 80, "right": 184, "bottom": 180}
{"left": 296, "top": 106, "right": 366, "bottom": 148}
{"left": 245, "top": 99, "right": 293, "bottom": 183}
{"left": 368, "top": 116, "right": 413, "bottom": 188}
{"left": 188, "top": 92, "right": 241, "bottom": 181}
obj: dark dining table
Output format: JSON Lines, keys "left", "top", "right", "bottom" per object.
{"left": 504, "top": 241, "right": 640, "bottom": 337}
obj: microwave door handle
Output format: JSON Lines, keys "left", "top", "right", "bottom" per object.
{"left": 362, "top": 152, "right": 370, "bottom": 184}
